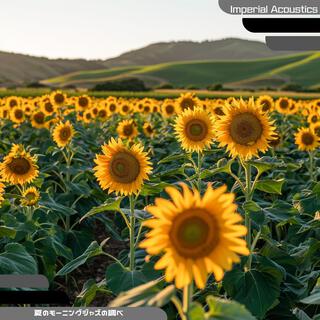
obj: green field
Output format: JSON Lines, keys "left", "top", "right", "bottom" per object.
{"left": 41, "top": 52, "right": 320, "bottom": 90}
{"left": 2, "top": 88, "right": 320, "bottom": 101}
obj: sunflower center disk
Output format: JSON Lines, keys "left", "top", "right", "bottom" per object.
{"left": 26, "top": 192, "right": 36, "bottom": 201}
{"left": 59, "top": 127, "right": 71, "bottom": 141}
{"left": 166, "top": 105, "right": 174, "bottom": 114}
{"left": 230, "top": 112, "right": 263, "bottom": 146}
{"left": 35, "top": 113, "right": 45, "bottom": 124}
{"left": 10, "top": 100, "right": 17, "bottom": 108}
{"left": 79, "top": 97, "right": 88, "bottom": 108}
{"left": 8, "top": 157, "right": 31, "bottom": 175}
{"left": 15, "top": 110, "right": 23, "bottom": 119}
{"left": 123, "top": 125, "right": 133, "bottom": 136}
{"left": 214, "top": 107, "right": 224, "bottom": 116}
{"left": 280, "top": 100, "right": 288, "bottom": 109}
{"left": 55, "top": 94, "right": 64, "bottom": 104}
{"left": 181, "top": 98, "right": 195, "bottom": 110}
{"left": 45, "top": 103, "right": 53, "bottom": 112}
{"left": 302, "top": 133, "right": 314, "bottom": 146}
{"left": 110, "top": 152, "right": 140, "bottom": 183}
{"left": 170, "top": 209, "right": 219, "bottom": 259}
{"left": 186, "top": 120, "right": 208, "bottom": 142}
{"left": 99, "top": 110, "right": 106, "bottom": 117}
{"left": 311, "top": 116, "right": 318, "bottom": 123}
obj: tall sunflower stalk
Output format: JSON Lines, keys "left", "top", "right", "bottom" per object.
{"left": 295, "top": 127, "right": 319, "bottom": 182}
{"left": 94, "top": 138, "right": 152, "bottom": 271}
{"left": 215, "top": 98, "right": 276, "bottom": 270}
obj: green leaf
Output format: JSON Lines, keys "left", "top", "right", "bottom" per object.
{"left": 106, "top": 263, "right": 146, "bottom": 295}
{"left": 223, "top": 268, "right": 281, "bottom": 319}
{"left": 0, "top": 226, "right": 16, "bottom": 239}
{"left": 0, "top": 243, "right": 38, "bottom": 274}
{"left": 141, "top": 182, "right": 170, "bottom": 196}
{"left": 248, "top": 157, "right": 284, "bottom": 175}
{"left": 199, "top": 159, "right": 234, "bottom": 179}
{"left": 80, "top": 198, "right": 123, "bottom": 222}
{"left": 188, "top": 302, "right": 205, "bottom": 320}
{"left": 300, "top": 290, "right": 320, "bottom": 305}
{"left": 206, "top": 296, "right": 256, "bottom": 320}
{"left": 56, "top": 241, "right": 104, "bottom": 276}
{"left": 300, "top": 194, "right": 320, "bottom": 215}
{"left": 158, "top": 153, "right": 188, "bottom": 164}
{"left": 255, "top": 179, "right": 285, "bottom": 195}
{"left": 292, "top": 308, "right": 312, "bottom": 320}
{"left": 75, "top": 279, "right": 111, "bottom": 307}
{"left": 109, "top": 278, "right": 175, "bottom": 308}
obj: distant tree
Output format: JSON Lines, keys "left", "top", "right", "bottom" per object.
{"left": 207, "top": 83, "right": 223, "bottom": 91}
{"left": 186, "top": 84, "right": 200, "bottom": 90}
{"left": 281, "top": 83, "right": 304, "bottom": 92}
{"left": 26, "top": 82, "right": 49, "bottom": 88}
{"left": 91, "top": 78, "right": 149, "bottom": 92}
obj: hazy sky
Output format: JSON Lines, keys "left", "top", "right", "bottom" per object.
{"left": 0, "top": 0, "right": 264, "bottom": 60}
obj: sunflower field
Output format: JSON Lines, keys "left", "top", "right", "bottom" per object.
{"left": 1, "top": 91, "right": 320, "bottom": 319}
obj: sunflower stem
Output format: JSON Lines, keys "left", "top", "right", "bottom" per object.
{"left": 129, "top": 194, "right": 136, "bottom": 271}
{"left": 182, "top": 282, "right": 193, "bottom": 320}
{"left": 196, "top": 152, "right": 203, "bottom": 193}
{"left": 309, "top": 151, "right": 315, "bottom": 182}
{"left": 243, "top": 161, "right": 253, "bottom": 270}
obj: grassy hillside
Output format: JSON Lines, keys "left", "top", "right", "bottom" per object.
{"left": 0, "top": 52, "right": 104, "bottom": 87}
{"left": 0, "top": 38, "right": 297, "bottom": 87}
{"left": 44, "top": 53, "right": 313, "bottom": 89}
{"left": 103, "top": 38, "right": 295, "bottom": 67}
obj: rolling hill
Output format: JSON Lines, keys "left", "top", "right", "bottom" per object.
{"left": 0, "top": 52, "right": 105, "bottom": 87}
{"left": 102, "top": 38, "right": 294, "bottom": 68}
{"left": 43, "top": 52, "right": 320, "bottom": 90}
{"left": 0, "top": 38, "right": 296, "bottom": 87}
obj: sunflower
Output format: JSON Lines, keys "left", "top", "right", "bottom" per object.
{"left": 97, "top": 107, "right": 108, "bottom": 121}
{"left": 76, "top": 95, "right": 91, "bottom": 111}
{"left": 23, "top": 104, "right": 34, "bottom": 116}
{"left": 143, "top": 122, "right": 155, "bottom": 137}
{"left": 269, "top": 133, "right": 282, "bottom": 149}
{"left": 211, "top": 103, "right": 226, "bottom": 118}
{"left": 0, "top": 107, "right": 9, "bottom": 119}
{"left": 216, "top": 98, "right": 276, "bottom": 160}
{"left": 176, "top": 93, "right": 200, "bottom": 113}
{"left": 119, "top": 102, "right": 132, "bottom": 116}
{"left": 311, "top": 122, "right": 320, "bottom": 137}
{"left": 83, "top": 110, "right": 93, "bottom": 123}
{"left": 21, "top": 187, "right": 40, "bottom": 207}
{"left": 295, "top": 127, "right": 319, "bottom": 151}
{"left": 50, "top": 91, "right": 66, "bottom": 107}
{"left": 6, "top": 96, "right": 20, "bottom": 109}
{"left": 117, "top": 119, "right": 138, "bottom": 140}
{"left": 275, "top": 97, "right": 293, "bottom": 114}
{"left": 90, "top": 105, "right": 99, "bottom": 118}
{"left": 31, "top": 111, "right": 47, "bottom": 129}
{"left": 0, "top": 145, "right": 39, "bottom": 185}
{"left": 174, "top": 107, "right": 215, "bottom": 153}
{"left": 10, "top": 106, "right": 25, "bottom": 124}
{"left": 107, "top": 102, "right": 118, "bottom": 115}
{"left": 41, "top": 99, "right": 56, "bottom": 116}
{"left": 140, "top": 183, "right": 249, "bottom": 289}
{"left": 52, "top": 121, "right": 75, "bottom": 148}
{"left": 161, "top": 100, "right": 176, "bottom": 118}
{"left": 256, "top": 95, "right": 274, "bottom": 113}
{"left": 308, "top": 112, "right": 320, "bottom": 125}
{"left": 94, "top": 138, "right": 152, "bottom": 195}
